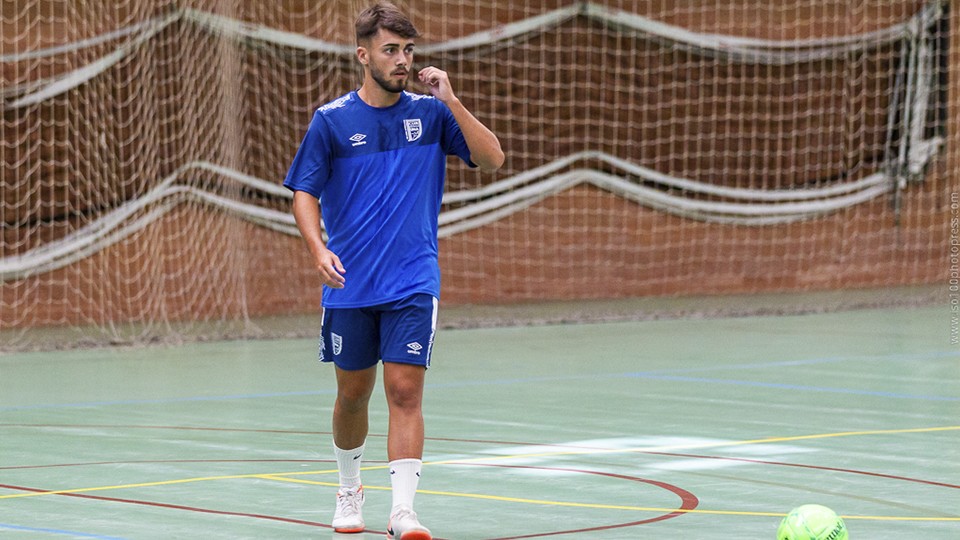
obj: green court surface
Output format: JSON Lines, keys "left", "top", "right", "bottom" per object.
{"left": 1, "top": 305, "right": 958, "bottom": 539}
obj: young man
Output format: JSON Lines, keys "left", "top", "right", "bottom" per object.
{"left": 283, "top": 3, "right": 503, "bottom": 538}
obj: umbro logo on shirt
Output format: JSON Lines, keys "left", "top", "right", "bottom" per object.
{"left": 347, "top": 122, "right": 421, "bottom": 147}
{"left": 349, "top": 133, "right": 367, "bottom": 146}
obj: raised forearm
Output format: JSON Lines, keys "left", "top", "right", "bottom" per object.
{"left": 446, "top": 97, "right": 504, "bottom": 172}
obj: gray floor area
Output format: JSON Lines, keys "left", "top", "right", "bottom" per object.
{"left": 1, "top": 302, "right": 957, "bottom": 538}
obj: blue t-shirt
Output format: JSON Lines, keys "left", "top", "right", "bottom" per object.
{"left": 284, "top": 90, "right": 473, "bottom": 308}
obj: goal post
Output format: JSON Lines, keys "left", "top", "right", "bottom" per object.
{"left": 1, "top": 1, "right": 955, "bottom": 349}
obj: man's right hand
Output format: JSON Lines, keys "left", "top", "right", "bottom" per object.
{"left": 316, "top": 247, "right": 346, "bottom": 289}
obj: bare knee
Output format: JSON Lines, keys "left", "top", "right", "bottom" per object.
{"left": 335, "top": 367, "right": 376, "bottom": 411}
{"left": 384, "top": 364, "right": 425, "bottom": 412}
{"left": 386, "top": 384, "right": 421, "bottom": 412}
{"left": 337, "top": 385, "right": 373, "bottom": 411}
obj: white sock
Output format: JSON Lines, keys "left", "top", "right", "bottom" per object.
{"left": 334, "top": 443, "right": 364, "bottom": 490}
{"left": 389, "top": 458, "right": 422, "bottom": 512}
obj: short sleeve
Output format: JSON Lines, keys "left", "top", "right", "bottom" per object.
{"left": 283, "top": 110, "right": 332, "bottom": 198}
{"left": 439, "top": 104, "right": 476, "bottom": 168}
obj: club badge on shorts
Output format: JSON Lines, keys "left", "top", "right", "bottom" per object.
{"left": 403, "top": 118, "right": 422, "bottom": 142}
{"left": 332, "top": 332, "right": 342, "bottom": 355}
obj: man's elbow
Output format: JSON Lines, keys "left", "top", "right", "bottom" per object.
{"left": 476, "top": 149, "right": 505, "bottom": 172}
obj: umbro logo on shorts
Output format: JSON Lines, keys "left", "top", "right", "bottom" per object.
{"left": 406, "top": 342, "right": 422, "bottom": 355}
{"left": 332, "top": 333, "right": 343, "bottom": 355}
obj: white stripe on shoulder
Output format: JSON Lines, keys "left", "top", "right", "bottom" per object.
{"left": 318, "top": 93, "right": 353, "bottom": 112}
{"left": 405, "top": 91, "right": 434, "bottom": 101}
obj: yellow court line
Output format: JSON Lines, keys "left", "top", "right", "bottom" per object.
{"left": 423, "top": 425, "right": 960, "bottom": 466}
{"left": 0, "top": 473, "right": 264, "bottom": 500}
{"left": 0, "top": 468, "right": 346, "bottom": 500}
{"left": 257, "top": 475, "right": 344, "bottom": 489}
{"left": 5, "top": 468, "right": 957, "bottom": 523}
{"left": 259, "top": 474, "right": 960, "bottom": 522}
{"left": 3, "top": 425, "right": 958, "bottom": 524}
{"left": 259, "top": 425, "right": 960, "bottom": 479}
{"left": 844, "top": 515, "right": 960, "bottom": 522}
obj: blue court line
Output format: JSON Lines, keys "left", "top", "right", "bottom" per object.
{"left": 617, "top": 373, "right": 960, "bottom": 401}
{"left": 658, "top": 349, "right": 958, "bottom": 374}
{"left": 617, "top": 349, "right": 960, "bottom": 401}
{"left": 1, "top": 350, "right": 955, "bottom": 412}
{"left": 426, "top": 349, "right": 960, "bottom": 402}
{"left": 427, "top": 372, "right": 960, "bottom": 402}
{"left": 0, "top": 523, "right": 128, "bottom": 539}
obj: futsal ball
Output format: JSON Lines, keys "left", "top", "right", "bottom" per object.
{"left": 777, "top": 504, "right": 848, "bottom": 540}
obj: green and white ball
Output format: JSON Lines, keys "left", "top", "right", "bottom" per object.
{"left": 777, "top": 504, "right": 848, "bottom": 540}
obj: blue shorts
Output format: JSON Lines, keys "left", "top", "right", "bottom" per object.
{"left": 318, "top": 294, "right": 438, "bottom": 371}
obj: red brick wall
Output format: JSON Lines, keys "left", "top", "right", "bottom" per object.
{"left": 1, "top": 1, "right": 954, "bottom": 336}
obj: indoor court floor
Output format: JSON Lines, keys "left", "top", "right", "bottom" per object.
{"left": 1, "top": 304, "right": 957, "bottom": 538}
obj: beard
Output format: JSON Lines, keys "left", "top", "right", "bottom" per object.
{"left": 371, "top": 64, "right": 407, "bottom": 94}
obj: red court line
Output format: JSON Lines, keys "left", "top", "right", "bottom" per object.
{"left": 0, "top": 423, "right": 610, "bottom": 450}
{"left": 646, "top": 452, "right": 960, "bottom": 490}
{"left": 4, "top": 424, "right": 953, "bottom": 537}
{"left": 0, "top": 482, "right": 339, "bottom": 530}
{"left": 4, "top": 423, "right": 952, "bottom": 490}
{"left": 1, "top": 463, "right": 698, "bottom": 540}
{"left": 0, "top": 423, "right": 326, "bottom": 435}
{"left": 0, "top": 459, "right": 362, "bottom": 471}
{"left": 5, "top": 423, "right": 953, "bottom": 489}
{"left": 458, "top": 463, "right": 699, "bottom": 539}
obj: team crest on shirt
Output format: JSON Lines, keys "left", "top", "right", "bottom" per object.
{"left": 403, "top": 118, "right": 422, "bottom": 142}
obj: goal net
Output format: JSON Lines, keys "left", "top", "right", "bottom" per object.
{"left": 1, "top": 1, "right": 954, "bottom": 349}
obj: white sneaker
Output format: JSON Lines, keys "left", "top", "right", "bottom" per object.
{"left": 386, "top": 505, "right": 432, "bottom": 540}
{"left": 332, "top": 486, "right": 364, "bottom": 533}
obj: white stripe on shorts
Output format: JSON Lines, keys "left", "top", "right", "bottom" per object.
{"left": 426, "top": 296, "right": 438, "bottom": 367}
{"left": 318, "top": 307, "right": 326, "bottom": 362}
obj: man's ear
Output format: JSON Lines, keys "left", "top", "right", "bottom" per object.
{"left": 356, "top": 46, "right": 368, "bottom": 65}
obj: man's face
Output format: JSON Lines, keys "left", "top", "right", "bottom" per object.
{"left": 360, "top": 29, "right": 415, "bottom": 94}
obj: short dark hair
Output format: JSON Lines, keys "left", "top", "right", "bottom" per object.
{"left": 355, "top": 2, "right": 420, "bottom": 44}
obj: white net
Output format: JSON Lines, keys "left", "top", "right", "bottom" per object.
{"left": 1, "top": 1, "right": 955, "bottom": 349}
